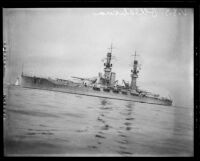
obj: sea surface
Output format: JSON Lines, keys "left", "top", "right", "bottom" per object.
{"left": 3, "top": 85, "right": 193, "bottom": 156}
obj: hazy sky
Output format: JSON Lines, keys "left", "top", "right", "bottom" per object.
{"left": 3, "top": 8, "right": 193, "bottom": 107}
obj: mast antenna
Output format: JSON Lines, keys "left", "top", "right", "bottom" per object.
{"left": 22, "top": 63, "right": 24, "bottom": 75}
{"left": 131, "top": 50, "right": 139, "bottom": 60}
{"left": 108, "top": 43, "right": 115, "bottom": 53}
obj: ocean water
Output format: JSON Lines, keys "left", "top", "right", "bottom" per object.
{"left": 3, "top": 85, "right": 193, "bottom": 156}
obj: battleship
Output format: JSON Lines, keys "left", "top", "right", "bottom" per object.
{"left": 19, "top": 45, "right": 172, "bottom": 106}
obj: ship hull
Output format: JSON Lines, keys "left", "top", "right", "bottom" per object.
{"left": 21, "top": 75, "right": 172, "bottom": 106}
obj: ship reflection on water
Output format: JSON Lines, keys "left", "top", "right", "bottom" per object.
{"left": 4, "top": 86, "right": 193, "bottom": 156}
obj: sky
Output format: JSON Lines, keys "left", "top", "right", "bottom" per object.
{"left": 3, "top": 8, "right": 193, "bottom": 107}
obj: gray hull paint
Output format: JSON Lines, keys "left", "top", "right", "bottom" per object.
{"left": 21, "top": 75, "right": 172, "bottom": 106}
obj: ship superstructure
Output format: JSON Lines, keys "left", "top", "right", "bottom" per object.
{"left": 98, "top": 44, "right": 116, "bottom": 87}
{"left": 130, "top": 51, "right": 139, "bottom": 91}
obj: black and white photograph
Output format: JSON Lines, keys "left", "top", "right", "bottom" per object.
{"left": 3, "top": 8, "right": 194, "bottom": 156}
